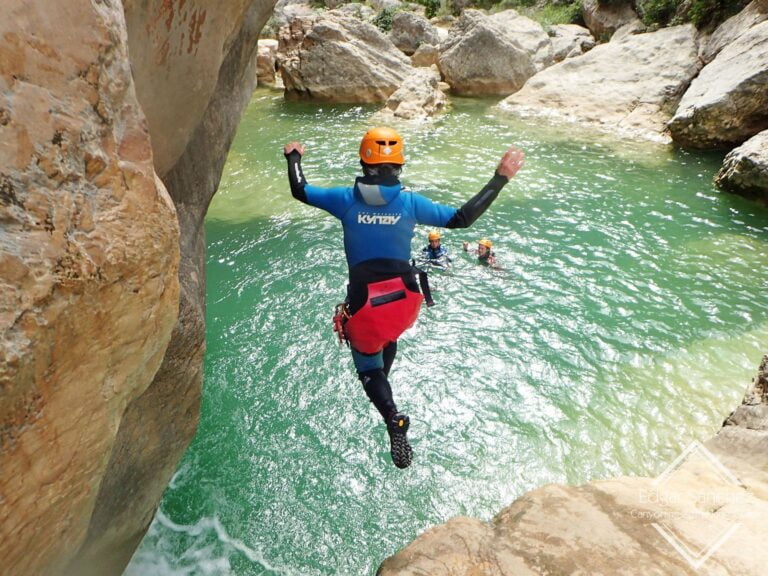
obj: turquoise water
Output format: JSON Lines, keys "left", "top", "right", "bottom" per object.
{"left": 126, "top": 89, "right": 768, "bottom": 575}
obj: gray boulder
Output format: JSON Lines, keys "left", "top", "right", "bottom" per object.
{"left": 493, "top": 9, "right": 553, "bottom": 71}
{"left": 438, "top": 10, "right": 544, "bottom": 96}
{"left": 411, "top": 43, "right": 439, "bottom": 67}
{"left": 549, "top": 24, "right": 596, "bottom": 62}
{"left": 256, "top": 39, "right": 279, "bottom": 86}
{"left": 277, "top": 11, "right": 413, "bottom": 102}
{"left": 581, "top": 0, "right": 641, "bottom": 41}
{"left": 499, "top": 25, "right": 701, "bottom": 143}
{"left": 390, "top": 11, "right": 440, "bottom": 55}
{"left": 376, "top": 67, "right": 447, "bottom": 120}
{"left": 715, "top": 130, "right": 768, "bottom": 202}
{"left": 702, "top": 0, "right": 768, "bottom": 63}
{"left": 669, "top": 20, "right": 768, "bottom": 148}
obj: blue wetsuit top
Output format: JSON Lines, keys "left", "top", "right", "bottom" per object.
{"left": 304, "top": 177, "right": 456, "bottom": 269}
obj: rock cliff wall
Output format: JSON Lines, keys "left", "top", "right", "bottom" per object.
{"left": 0, "top": 1, "right": 275, "bottom": 575}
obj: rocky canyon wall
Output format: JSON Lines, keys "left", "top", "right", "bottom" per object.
{"left": 0, "top": 1, "right": 276, "bottom": 575}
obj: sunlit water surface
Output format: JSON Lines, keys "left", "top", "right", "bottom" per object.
{"left": 127, "top": 89, "right": 768, "bottom": 575}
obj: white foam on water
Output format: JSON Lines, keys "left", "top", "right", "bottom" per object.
{"left": 125, "top": 509, "right": 296, "bottom": 576}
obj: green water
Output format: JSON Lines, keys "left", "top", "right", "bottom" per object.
{"left": 126, "top": 89, "right": 768, "bottom": 575}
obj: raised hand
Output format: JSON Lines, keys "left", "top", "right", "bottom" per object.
{"left": 497, "top": 146, "right": 525, "bottom": 179}
{"left": 284, "top": 141, "right": 305, "bottom": 156}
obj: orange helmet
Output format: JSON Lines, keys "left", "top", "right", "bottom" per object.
{"left": 478, "top": 238, "right": 492, "bottom": 249}
{"left": 359, "top": 126, "right": 405, "bottom": 165}
{"left": 428, "top": 230, "right": 441, "bottom": 241}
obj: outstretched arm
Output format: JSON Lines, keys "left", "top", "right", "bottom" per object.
{"left": 284, "top": 141, "right": 309, "bottom": 204}
{"left": 445, "top": 146, "right": 525, "bottom": 229}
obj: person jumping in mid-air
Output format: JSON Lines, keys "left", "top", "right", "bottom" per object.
{"left": 284, "top": 127, "right": 524, "bottom": 468}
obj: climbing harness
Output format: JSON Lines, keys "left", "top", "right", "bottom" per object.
{"left": 332, "top": 301, "right": 351, "bottom": 347}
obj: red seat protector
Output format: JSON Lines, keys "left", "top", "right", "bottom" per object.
{"left": 344, "top": 277, "right": 423, "bottom": 354}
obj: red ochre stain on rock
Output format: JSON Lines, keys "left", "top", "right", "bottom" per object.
{"left": 187, "top": 9, "right": 206, "bottom": 54}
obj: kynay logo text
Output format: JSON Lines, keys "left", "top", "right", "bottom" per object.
{"left": 357, "top": 213, "right": 401, "bottom": 225}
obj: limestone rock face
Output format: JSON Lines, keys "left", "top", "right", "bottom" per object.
{"left": 70, "top": 1, "right": 277, "bottom": 575}
{"left": 257, "top": 39, "right": 280, "bottom": 86}
{"left": 2, "top": 1, "right": 277, "bottom": 576}
{"left": 581, "top": 0, "right": 641, "bottom": 41}
{"left": 715, "top": 130, "right": 768, "bottom": 202}
{"left": 278, "top": 11, "right": 414, "bottom": 102}
{"left": 124, "top": 0, "right": 266, "bottom": 178}
{"left": 702, "top": 0, "right": 768, "bottom": 63}
{"left": 438, "top": 10, "right": 544, "bottom": 96}
{"left": 411, "top": 43, "right": 440, "bottom": 67}
{"left": 669, "top": 20, "right": 768, "bottom": 148}
{"left": 499, "top": 25, "right": 700, "bottom": 143}
{"left": 378, "top": 358, "right": 768, "bottom": 575}
{"left": 549, "top": 23, "right": 596, "bottom": 62}
{"left": 376, "top": 67, "right": 447, "bottom": 120}
{"left": 390, "top": 11, "right": 440, "bottom": 56}
{"left": 0, "top": 2, "right": 179, "bottom": 575}
{"left": 491, "top": 9, "right": 553, "bottom": 71}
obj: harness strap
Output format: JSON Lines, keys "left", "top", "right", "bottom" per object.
{"left": 413, "top": 266, "right": 434, "bottom": 307}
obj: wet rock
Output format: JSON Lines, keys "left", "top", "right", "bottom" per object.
{"left": 715, "top": 130, "right": 768, "bottom": 203}
{"left": 669, "top": 20, "right": 768, "bottom": 148}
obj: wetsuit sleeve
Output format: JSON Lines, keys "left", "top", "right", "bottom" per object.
{"left": 285, "top": 150, "right": 352, "bottom": 217}
{"left": 410, "top": 194, "right": 460, "bottom": 227}
{"left": 285, "top": 150, "right": 308, "bottom": 204}
{"left": 445, "top": 172, "right": 509, "bottom": 229}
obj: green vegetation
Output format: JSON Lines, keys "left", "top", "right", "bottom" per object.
{"left": 373, "top": 6, "right": 399, "bottom": 31}
{"left": 688, "top": 0, "right": 749, "bottom": 28}
{"left": 636, "top": 0, "right": 678, "bottom": 27}
{"left": 417, "top": 0, "right": 441, "bottom": 19}
{"left": 491, "top": 0, "right": 582, "bottom": 26}
{"left": 634, "top": 0, "right": 751, "bottom": 29}
{"left": 295, "top": 0, "right": 751, "bottom": 36}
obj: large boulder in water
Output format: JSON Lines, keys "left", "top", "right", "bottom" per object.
{"left": 278, "top": 10, "right": 414, "bottom": 102}
{"left": 715, "top": 130, "right": 768, "bottom": 202}
{"left": 498, "top": 25, "right": 700, "bottom": 143}
{"left": 438, "top": 10, "right": 550, "bottom": 96}
{"left": 669, "top": 20, "right": 768, "bottom": 148}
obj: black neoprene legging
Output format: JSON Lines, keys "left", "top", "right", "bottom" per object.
{"left": 358, "top": 341, "right": 398, "bottom": 420}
